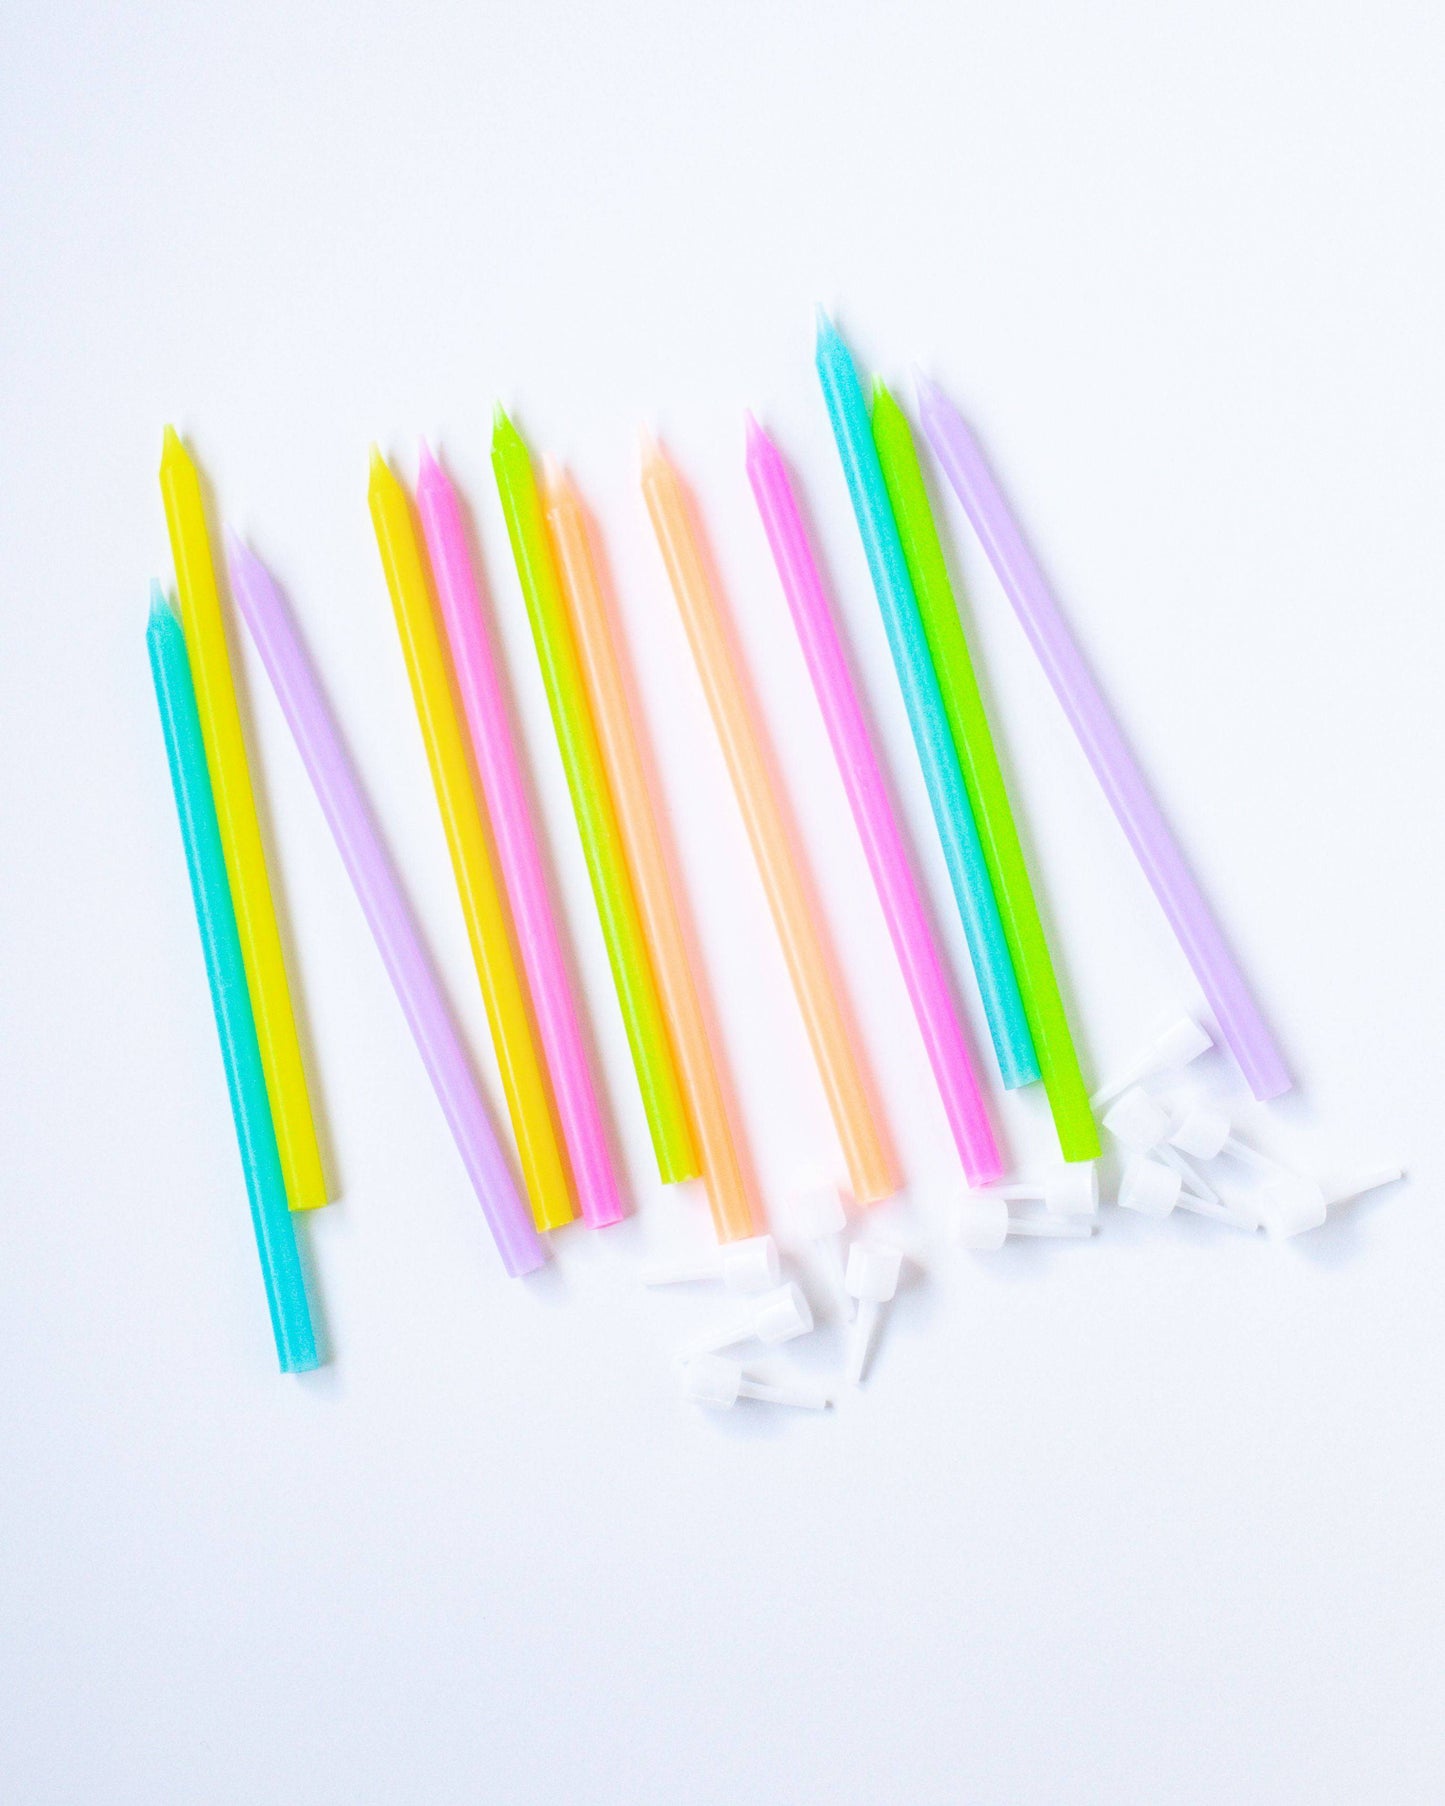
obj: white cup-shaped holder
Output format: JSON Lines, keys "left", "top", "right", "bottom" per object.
{"left": 953, "top": 1195, "right": 1092, "bottom": 1253}
{"left": 844, "top": 1243, "right": 903, "bottom": 1385}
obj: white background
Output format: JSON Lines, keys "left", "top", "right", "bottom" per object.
{"left": 3, "top": 4, "right": 1443, "bottom": 1801}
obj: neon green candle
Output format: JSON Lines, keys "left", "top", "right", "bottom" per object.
{"left": 492, "top": 409, "right": 698, "bottom": 1183}
{"left": 871, "top": 381, "right": 1099, "bottom": 1163}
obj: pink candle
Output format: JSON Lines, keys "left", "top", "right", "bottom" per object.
{"left": 416, "top": 444, "right": 623, "bottom": 1227}
{"left": 745, "top": 416, "right": 1002, "bottom": 1185}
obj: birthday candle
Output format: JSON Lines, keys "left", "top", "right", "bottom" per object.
{"left": 745, "top": 417, "right": 1002, "bottom": 1187}
{"left": 159, "top": 429, "right": 328, "bottom": 1211}
{"left": 227, "top": 540, "right": 546, "bottom": 1277}
{"left": 147, "top": 589, "right": 319, "bottom": 1371}
{"left": 492, "top": 410, "right": 698, "bottom": 1185}
{"left": 369, "top": 449, "right": 575, "bottom": 1233}
{"left": 814, "top": 318, "right": 1039, "bottom": 1090}
{"left": 642, "top": 437, "right": 896, "bottom": 1207}
{"left": 543, "top": 461, "right": 756, "bottom": 1241}
{"left": 917, "top": 376, "right": 1292, "bottom": 1103}
{"left": 416, "top": 445, "right": 623, "bottom": 1230}
{"left": 871, "top": 383, "right": 1099, "bottom": 1163}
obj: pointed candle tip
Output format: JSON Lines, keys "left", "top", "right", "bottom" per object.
{"left": 493, "top": 409, "right": 533, "bottom": 471}
{"left": 159, "top": 424, "right": 190, "bottom": 477}
{"left": 913, "top": 367, "right": 943, "bottom": 413}
{"left": 539, "top": 451, "right": 566, "bottom": 497}
{"left": 814, "top": 303, "right": 835, "bottom": 339}
{"left": 638, "top": 425, "right": 662, "bottom": 467}
{"left": 148, "top": 578, "right": 170, "bottom": 618}
{"left": 225, "top": 527, "right": 262, "bottom": 588}
{"left": 814, "top": 311, "right": 854, "bottom": 379}
{"left": 417, "top": 437, "right": 439, "bottom": 480}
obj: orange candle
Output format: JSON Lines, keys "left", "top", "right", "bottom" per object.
{"left": 545, "top": 462, "right": 755, "bottom": 1240}
{"left": 641, "top": 439, "right": 896, "bottom": 1206}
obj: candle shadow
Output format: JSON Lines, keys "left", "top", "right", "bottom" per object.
{"left": 689, "top": 1394, "right": 817, "bottom": 1441}
{"left": 189, "top": 443, "right": 340, "bottom": 1206}
{"left": 519, "top": 1244, "right": 575, "bottom": 1303}
{"left": 291, "top": 1212, "right": 336, "bottom": 1374}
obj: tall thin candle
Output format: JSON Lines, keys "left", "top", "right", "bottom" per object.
{"left": 159, "top": 429, "right": 328, "bottom": 1210}
{"left": 147, "top": 589, "right": 320, "bottom": 1369}
{"left": 746, "top": 417, "right": 1002, "bottom": 1186}
{"left": 228, "top": 539, "right": 546, "bottom": 1279}
{"left": 369, "top": 449, "right": 575, "bottom": 1232}
{"left": 416, "top": 445, "right": 623, "bottom": 1230}
{"left": 544, "top": 461, "right": 756, "bottom": 1241}
{"left": 642, "top": 437, "right": 897, "bottom": 1206}
{"left": 872, "top": 382, "right": 1099, "bottom": 1163}
{"left": 917, "top": 376, "right": 1291, "bottom": 1102}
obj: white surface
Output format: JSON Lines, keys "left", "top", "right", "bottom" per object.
{"left": 3, "top": 4, "right": 1443, "bottom": 1801}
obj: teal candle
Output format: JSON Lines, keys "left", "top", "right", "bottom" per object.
{"left": 815, "top": 313, "right": 1038, "bottom": 1088}
{"left": 147, "top": 588, "right": 319, "bottom": 1373}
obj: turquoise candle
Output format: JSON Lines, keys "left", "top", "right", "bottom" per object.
{"left": 147, "top": 588, "right": 319, "bottom": 1373}
{"left": 815, "top": 313, "right": 1038, "bottom": 1088}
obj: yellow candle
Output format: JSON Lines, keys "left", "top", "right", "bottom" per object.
{"left": 641, "top": 440, "right": 896, "bottom": 1206}
{"left": 544, "top": 463, "right": 755, "bottom": 1241}
{"left": 368, "top": 450, "right": 573, "bottom": 1233}
{"left": 159, "top": 428, "right": 327, "bottom": 1212}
